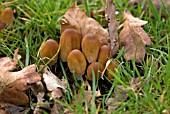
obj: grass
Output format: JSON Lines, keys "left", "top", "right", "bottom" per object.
{"left": 0, "top": 0, "right": 170, "bottom": 113}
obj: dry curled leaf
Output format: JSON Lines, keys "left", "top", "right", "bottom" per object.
{"left": 43, "top": 67, "right": 66, "bottom": 99}
{"left": 31, "top": 81, "right": 45, "bottom": 114}
{"left": 60, "top": 3, "right": 109, "bottom": 45}
{"left": 31, "top": 81, "right": 45, "bottom": 102}
{"left": 0, "top": 87, "right": 29, "bottom": 106}
{"left": 119, "top": 10, "right": 151, "bottom": 62}
{"left": 50, "top": 88, "right": 63, "bottom": 99}
{"left": 0, "top": 51, "right": 41, "bottom": 105}
{"left": 106, "top": 0, "right": 119, "bottom": 56}
{"left": 0, "top": 64, "right": 41, "bottom": 88}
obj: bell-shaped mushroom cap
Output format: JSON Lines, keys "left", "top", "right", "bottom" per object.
{"left": 40, "top": 39, "right": 59, "bottom": 65}
{"left": 106, "top": 60, "right": 119, "bottom": 80}
{"left": 59, "top": 29, "right": 81, "bottom": 62}
{"left": 82, "top": 34, "right": 101, "bottom": 63}
{"left": 98, "top": 45, "right": 111, "bottom": 65}
{"left": 0, "top": 7, "right": 14, "bottom": 28}
{"left": 67, "top": 49, "right": 87, "bottom": 76}
{"left": 86, "top": 62, "right": 104, "bottom": 81}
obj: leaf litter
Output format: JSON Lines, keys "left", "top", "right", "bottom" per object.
{"left": 60, "top": 3, "right": 109, "bottom": 45}
{"left": 106, "top": 0, "right": 119, "bottom": 56}
{"left": 119, "top": 10, "right": 151, "bottom": 62}
{"left": 0, "top": 102, "right": 25, "bottom": 114}
{"left": 43, "top": 67, "right": 66, "bottom": 93}
{"left": 0, "top": 49, "right": 41, "bottom": 106}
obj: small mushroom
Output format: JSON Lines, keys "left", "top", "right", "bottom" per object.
{"left": 59, "top": 29, "right": 81, "bottom": 62}
{"left": 67, "top": 49, "right": 87, "bottom": 78}
{"left": 86, "top": 62, "right": 104, "bottom": 81}
{"left": 98, "top": 45, "right": 111, "bottom": 65}
{"left": 39, "top": 39, "right": 59, "bottom": 65}
{"left": 82, "top": 34, "right": 101, "bottom": 63}
{"left": 106, "top": 60, "right": 119, "bottom": 80}
{"left": 0, "top": 7, "right": 14, "bottom": 29}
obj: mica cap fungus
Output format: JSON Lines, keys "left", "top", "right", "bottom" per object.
{"left": 98, "top": 45, "right": 111, "bottom": 66}
{"left": 82, "top": 34, "right": 101, "bottom": 63}
{"left": 59, "top": 29, "right": 81, "bottom": 62}
{"left": 0, "top": 7, "right": 14, "bottom": 29}
{"left": 86, "top": 62, "right": 104, "bottom": 81}
{"left": 40, "top": 39, "right": 59, "bottom": 65}
{"left": 106, "top": 60, "right": 119, "bottom": 80}
{"left": 67, "top": 49, "right": 87, "bottom": 77}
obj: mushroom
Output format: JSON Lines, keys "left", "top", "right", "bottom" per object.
{"left": 59, "top": 29, "right": 81, "bottom": 62}
{"left": 67, "top": 49, "right": 87, "bottom": 78}
{"left": 106, "top": 60, "right": 119, "bottom": 80}
{"left": 39, "top": 39, "right": 59, "bottom": 65}
{"left": 0, "top": 7, "right": 14, "bottom": 29}
{"left": 98, "top": 45, "right": 111, "bottom": 66}
{"left": 82, "top": 34, "right": 101, "bottom": 63}
{"left": 86, "top": 62, "right": 104, "bottom": 81}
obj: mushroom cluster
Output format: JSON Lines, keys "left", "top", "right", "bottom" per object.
{"left": 39, "top": 28, "right": 119, "bottom": 81}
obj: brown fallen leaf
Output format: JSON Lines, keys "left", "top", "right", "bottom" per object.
{"left": 0, "top": 50, "right": 41, "bottom": 105}
{"left": 0, "top": 50, "right": 40, "bottom": 86}
{"left": 0, "top": 109, "right": 8, "bottom": 114}
{"left": 0, "top": 57, "right": 19, "bottom": 75}
{"left": 106, "top": 85, "right": 128, "bottom": 113}
{"left": 43, "top": 67, "right": 66, "bottom": 99}
{"left": 43, "top": 67, "right": 66, "bottom": 91}
{"left": 0, "top": 87, "right": 29, "bottom": 106}
{"left": 119, "top": 10, "right": 151, "bottom": 62}
{"left": 8, "top": 66, "right": 42, "bottom": 91}
{"left": 31, "top": 81, "right": 45, "bottom": 103}
{"left": 31, "top": 81, "right": 45, "bottom": 114}
{"left": 106, "top": 0, "right": 119, "bottom": 56}
{"left": 0, "top": 64, "right": 41, "bottom": 88}
{"left": 60, "top": 3, "right": 109, "bottom": 45}
{"left": 50, "top": 88, "right": 63, "bottom": 99}
{"left": 0, "top": 102, "right": 25, "bottom": 114}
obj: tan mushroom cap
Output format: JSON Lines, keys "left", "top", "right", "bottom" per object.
{"left": 86, "top": 62, "right": 104, "bottom": 81}
{"left": 98, "top": 45, "right": 111, "bottom": 66}
{"left": 106, "top": 60, "right": 119, "bottom": 80}
{"left": 59, "top": 29, "right": 81, "bottom": 62}
{"left": 0, "top": 7, "right": 14, "bottom": 27}
{"left": 82, "top": 34, "right": 101, "bottom": 63}
{"left": 40, "top": 39, "right": 59, "bottom": 65}
{"left": 67, "top": 49, "right": 87, "bottom": 76}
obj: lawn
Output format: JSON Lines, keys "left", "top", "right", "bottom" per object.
{"left": 0, "top": 0, "right": 170, "bottom": 113}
